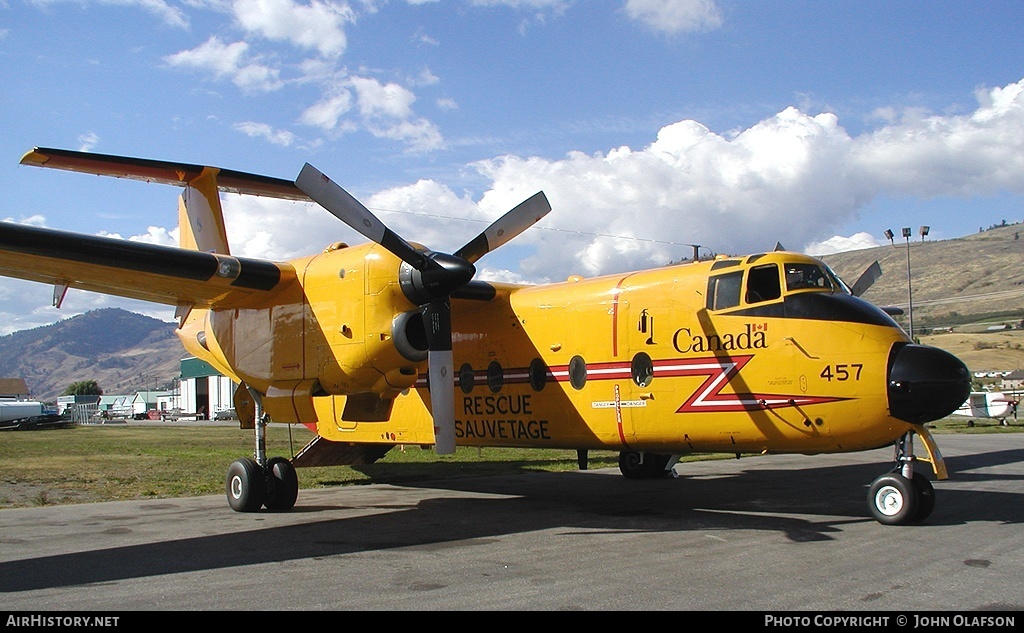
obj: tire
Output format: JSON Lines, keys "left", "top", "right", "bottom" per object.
{"left": 619, "top": 451, "right": 648, "bottom": 479}
{"left": 868, "top": 473, "right": 918, "bottom": 525}
{"left": 618, "top": 451, "right": 671, "bottom": 479}
{"left": 911, "top": 472, "right": 935, "bottom": 523}
{"left": 226, "top": 457, "right": 265, "bottom": 512}
{"left": 264, "top": 456, "right": 299, "bottom": 512}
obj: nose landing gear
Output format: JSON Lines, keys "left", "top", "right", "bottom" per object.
{"left": 867, "top": 430, "right": 939, "bottom": 525}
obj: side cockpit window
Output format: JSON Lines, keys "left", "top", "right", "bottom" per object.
{"left": 745, "top": 264, "right": 781, "bottom": 304}
{"left": 707, "top": 270, "right": 743, "bottom": 310}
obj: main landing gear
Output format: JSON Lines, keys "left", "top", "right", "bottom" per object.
{"left": 867, "top": 431, "right": 936, "bottom": 525}
{"left": 225, "top": 405, "right": 299, "bottom": 513}
{"left": 618, "top": 451, "right": 678, "bottom": 479}
{"left": 226, "top": 455, "right": 298, "bottom": 512}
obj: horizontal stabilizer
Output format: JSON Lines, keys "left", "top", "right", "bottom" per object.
{"left": 21, "top": 147, "right": 310, "bottom": 202}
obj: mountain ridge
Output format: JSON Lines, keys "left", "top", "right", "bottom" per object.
{"left": 0, "top": 308, "right": 182, "bottom": 402}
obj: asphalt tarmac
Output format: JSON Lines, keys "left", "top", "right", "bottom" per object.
{"left": 1, "top": 434, "right": 1022, "bottom": 612}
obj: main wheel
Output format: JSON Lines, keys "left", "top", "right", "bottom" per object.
{"left": 264, "top": 456, "right": 299, "bottom": 512}
{"left": 911, "top": 472, "right": 935, "bottom": 523}
{"left": 226, "top": 457, "right": 265, "bottom": 512}
{"left": 868, "top": 473, "right": 918, "bottom": 525}
{"left": 618, "top": 451, "right": 671, "bottom": 479}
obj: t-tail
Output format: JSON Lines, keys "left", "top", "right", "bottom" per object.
{"left": 177, "top": 167, "right": 231, "bottom": 255}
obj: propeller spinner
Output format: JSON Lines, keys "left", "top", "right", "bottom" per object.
{"left": 296, "top": 164, "right": 551, "bottom": 454}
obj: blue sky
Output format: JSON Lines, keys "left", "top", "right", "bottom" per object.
{"left": 1, "top": 0, "right": 1023, "bottom": 333}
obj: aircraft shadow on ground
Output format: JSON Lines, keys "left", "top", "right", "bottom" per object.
{"left": 1, "top": 447, "right": 1021, "bottom": 593}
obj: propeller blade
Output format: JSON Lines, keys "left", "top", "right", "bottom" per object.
{"left": 423, "top": 301, "right": 456, "bottom": 454}
{"left": 851, "top": 260, "right": 882, "bottom": 297}
{"left": 294, "top": 166, "right": 553, "bottom": 456}
{"left": 454, "top": 191, "right": 551, "bottom": 264}
{"left": 296, "top": 163, "right": 427, "bottom": 270}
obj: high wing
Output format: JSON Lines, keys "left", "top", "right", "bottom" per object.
{"left": 7, "top": 147, "right": 305, "bottom": 311}
{"left": 0, "top": 222, "right": 294, "bottom": 310}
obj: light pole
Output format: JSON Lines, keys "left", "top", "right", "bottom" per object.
{"left": 884, "top": 227, "right": 915, "bottom": 340}
{"left": 901, "top": 224, "right": 917, "bottom": 338}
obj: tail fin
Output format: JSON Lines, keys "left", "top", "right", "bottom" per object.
{"left": 179, "top": 167, "right": 230, "bottom": 254}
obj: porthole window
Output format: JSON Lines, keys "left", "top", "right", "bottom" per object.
{"left": 529, "top": 358, "right": 548, "bottom": 392}
{"left": 569, "top": 355, "right": 587, "bottom": 390}
{"left": 631, "top": 352, "right": 654, "bottom": 387}
{"left": 459, "top": 363, "right": 475, "bottom": 394}
{"left": 487, "top": 360, "right": 504, "bottom": 393}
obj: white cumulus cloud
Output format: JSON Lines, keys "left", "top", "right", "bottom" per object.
{"left": 346, "top": 77, "right": 1024, "bottom": 282}
{"left": 62, "top": 78, "right": 1024, "bottom": 293}
{"left": 164, "top": 36, "right": 284, "bottom": 92}
{"left": 623, "top": 0, "right": 723, "bottom": 34}
{"left": 231, "top": 0, "right": 355, "bottom": 58}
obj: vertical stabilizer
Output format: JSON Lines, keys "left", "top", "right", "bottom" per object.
{"left": 179, "top": 167, "right": 230, "bottom": 254}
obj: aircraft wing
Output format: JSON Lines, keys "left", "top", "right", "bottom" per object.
{"left": 0, "top": 221, "right": 294, "bottom": 310}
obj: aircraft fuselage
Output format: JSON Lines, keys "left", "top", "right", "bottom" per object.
{"left": 178, "top": 245, "right": 962, "bottom": 458}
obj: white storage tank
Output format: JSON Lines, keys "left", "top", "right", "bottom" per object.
{"left": 0, "top": 401, "right": 44, "bottom": 422}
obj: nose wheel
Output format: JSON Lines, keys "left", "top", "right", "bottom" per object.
{"left": 867, "top": 431, "right": 936, "bottom": 525}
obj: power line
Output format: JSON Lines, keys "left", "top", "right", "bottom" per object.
{"left": 369, "top": 205, "right": 704, "bottom": 249}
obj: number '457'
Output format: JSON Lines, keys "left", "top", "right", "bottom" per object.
{"left": 820, "top": 364, "right": 863, "bottom": 381}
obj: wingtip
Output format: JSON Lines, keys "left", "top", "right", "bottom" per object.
{"left": 19, "top": 148, "right": 48, "bottom": 167}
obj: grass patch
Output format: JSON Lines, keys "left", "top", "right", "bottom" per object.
{"left": 926, "top": 416, "right": 1024, "bottom": 434}
{"left": 0, "top": 418, "right": 1016, "bottom": 509}
{"left": 0, "top": 424, "right": 643, "bottom": 508}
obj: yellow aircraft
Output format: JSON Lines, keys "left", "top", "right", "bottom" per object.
{"left": 4, "top": 147, "right": 971, "bottom": 525}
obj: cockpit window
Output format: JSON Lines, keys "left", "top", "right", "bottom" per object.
{"left": 707, "top": 270, "right": 743, "bottom": 310}
{"left": 745, "top": 264, "right": 781, "bottom": 304}
{"left": 710, "top": 261, "right": 843, "bottom": 311}
{"left": 823, "top": 265, "right": 852, "bottom": 294}
{"left": 785, "top": 263, "right": 834, "bottom": 292}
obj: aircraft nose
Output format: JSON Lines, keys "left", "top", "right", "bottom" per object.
{"left": 887, "top": 343, "right": 971, "bottom": 424}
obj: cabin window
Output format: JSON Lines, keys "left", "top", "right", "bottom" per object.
{"left": 706, "top": 271, "right": 743, "bottom": 310}
{"left": 631, "top": 352, "right": 654, "bottom": 387}
{"left": 459, "top": 363, "right": 475, "bottom": 394}
{"left": 569, "top": 355, "right": 587, "bottom": 390}
{"left": 745, "top": 264, "right": 781, "bottom": 304}
{"left": 529, "top": 358, "right": 548, "bottom": 392}
{"left": 487, "top": 361, "right": 504, "bottom": 393}
{"left": 785, "top": 263, "right": 833, "bottom": 292}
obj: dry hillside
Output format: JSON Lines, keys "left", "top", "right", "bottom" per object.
{"left": 821, "top": 222, "right": 1024, "bottom": 329}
